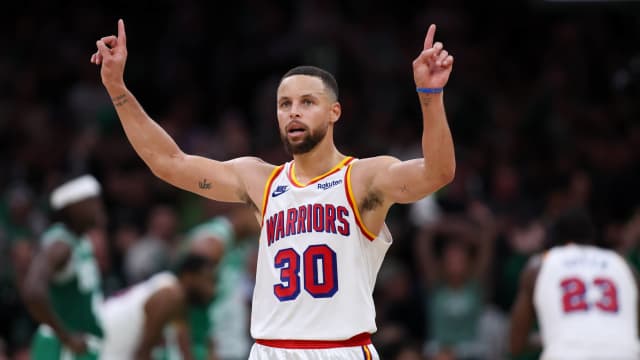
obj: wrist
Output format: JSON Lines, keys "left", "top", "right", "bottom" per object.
{"left": 416, "top": 87, "right": 444, "bottom": 94}
{"left": 104, "top": 80, "right": 126, "bottom": 95}
{"left": 134, "top": 348, "right": 152, "bottom": 360}
{"left": 417, "top": 91, "right": 443, "bottom": 107}
{"left": 56, "top": 329, "right": 72, "bottom": 343}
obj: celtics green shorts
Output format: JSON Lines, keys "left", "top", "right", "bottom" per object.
{"left": 30, "top": 326, "right": 100, "bottom": 360}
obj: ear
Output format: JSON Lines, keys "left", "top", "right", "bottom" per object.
{"left": 329, "top": 102, "right": 341, "bottom": 124}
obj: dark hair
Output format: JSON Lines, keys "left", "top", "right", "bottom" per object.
{"left": 173, "top": 253, "right": 215, "bottom": 276}
{"left": 550, "top": 208, "right": 595, "bottom": 245}
{"left": 281, "top": 65, "right": 339, "bottom": 100}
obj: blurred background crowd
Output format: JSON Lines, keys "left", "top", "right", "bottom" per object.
{"left": 1, "top": 0, "right": 640, "bottom": 359}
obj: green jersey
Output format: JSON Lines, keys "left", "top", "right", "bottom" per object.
{"left": 427, "top": 280, "right": 484, "bottom": 358}
{"left": 188, "top": 217, "right": 252, "bottom": 359}
{"left": 42, "top": 223, "right": 103, "bottom": 336}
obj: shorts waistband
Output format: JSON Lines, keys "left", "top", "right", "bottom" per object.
{"left": 256, "top": 332, "right": 371, "bottom": 349}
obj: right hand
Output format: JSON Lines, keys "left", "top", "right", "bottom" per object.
{"left": 60, "top": 333, "right": 88, "bottom": 354}
{"left": 412, "top": 24, "right": 454, "bottom": 90}
{"left": 90, "top": 19, "right": 128, "bottom": 88}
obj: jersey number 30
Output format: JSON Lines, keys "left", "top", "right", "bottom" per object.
{"left": 560, "top": 277, "right": 618, "bottom": 313}
{"left": 273, "top": 245, "right": 338, "bottom": 301}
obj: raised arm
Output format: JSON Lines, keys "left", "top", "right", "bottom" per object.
{"left": 91, "top": 20, "right": 273, "bottom": 206}
{"left": 364, "top": 24, "right": 455, "bottom": 205}
{"left": 467, "top": 202, "right": 497, "bottom": 289}
{"left": 414, "top": 222, "right": 441, "bottom": 288}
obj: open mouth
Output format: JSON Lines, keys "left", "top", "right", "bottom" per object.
{"left": 286, "top": 122, "right": 307, "bottom": 135}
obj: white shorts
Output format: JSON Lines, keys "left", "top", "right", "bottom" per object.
{"left": 249, "top": 343, "right": 380, "bottom": 360}
{"left": 98, "top": 297, "right": 144, "bottom": 359}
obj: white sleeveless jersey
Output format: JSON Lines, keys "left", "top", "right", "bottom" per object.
{"left": 534, "top": 244, "right": 640, "bottom": 359}
{"left": 100, "top": 272, "right": 177, "bottom": 359}
{"left": 251, "top": 157, "right": 392, "bottom": 341}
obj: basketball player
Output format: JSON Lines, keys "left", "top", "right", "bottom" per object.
{"left": 510, "top": 209, "right": 640, "bottom": 359}
{"left": 24, "top": 175, "right": 106, "bottom": 360}
{"left": 99, "top": 253, "right": 216, "bottom": 360}
{"left": 91, "top": 20, "right": 455, "bottom": 359}
{"left": 178, "top": 204, "right": 260, "bottom": 360}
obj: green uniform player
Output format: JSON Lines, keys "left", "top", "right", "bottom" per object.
{"left": 189, "top": 216, "right": 253, "bottom": 360}
{"left": 162, "top": 204, "right": 258, "bottom": 360}
{"left": 24, "top": 175, "right": 106, "bottom": 360}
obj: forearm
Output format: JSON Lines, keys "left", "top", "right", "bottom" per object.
{"left": 104, "top": 84, "right": 183, "bottom": 176}
{"left": 133, "top": 347, "right": 153, "bottom": 360}
{"left": 419, "top": 92, "right": 455, "bottom": 183}
{"left": 135, "top": 326, "right": 163, "bottom": 360}
{"left": 510, "top": 331, "right": 541, "bottom": 356}
{"left": 175, "top": 322, "right": 195, "bottom": 360}
{"left": 23, "top": 285, "right": 70, "bottom": 340}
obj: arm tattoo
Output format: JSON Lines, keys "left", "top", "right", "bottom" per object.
{"left": 419, "top": 94, "right": 432, "bottom": 107}
{"left": 198, "top": 179, "right": 212, "bottom": 190}
{"left": 112, "top": 94, "right": 129, "bottom": 107}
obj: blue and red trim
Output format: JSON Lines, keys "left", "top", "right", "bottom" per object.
{"left": 361, "top": 344, "right": 373, "bottom": 360}
{"left": 288, "top": 156, "right": 354, "bottom": 188}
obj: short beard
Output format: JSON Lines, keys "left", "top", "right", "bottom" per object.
{"left": 281, "top": 124, "right": 328, "bottom": 155}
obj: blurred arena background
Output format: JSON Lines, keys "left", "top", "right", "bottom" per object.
{"left": 1, "top": 0, "right": 640, "bottom": 359}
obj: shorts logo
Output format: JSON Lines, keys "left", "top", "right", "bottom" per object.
{"left": 272, "top": 185, "right": 289, "bottom": 197}
{"left": 317, "top": 179, "right": 343, "bottom": 190}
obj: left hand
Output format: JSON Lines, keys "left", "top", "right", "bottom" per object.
{"left": 413, "top": 24, "right": 454, "bottom": 89}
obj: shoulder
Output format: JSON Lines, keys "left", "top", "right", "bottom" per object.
{"left": 349, "top": 155, "right": 400, "bottom": 182}
{"left": 41, "top": 224, "right": 75, "bottom": 247}
{"left": 37, "top": 239, "right": 73, "bottom": 274}
{"left": 228, "top": 157, "right": 281, "bottom": 206}
{"left": 614, "top": 251, "right": 640, "bottom": 287}
{"left": 351, "top": 155, "right": 401, "bottom": 170}
{"left": 148, "top": 280, "right": 186, "bottom": 310}
{"left": 228, "top": 156, "right": 277, "bottom": 173}
{"left": 229, "top": 157, "right": 281, "bottom": 187}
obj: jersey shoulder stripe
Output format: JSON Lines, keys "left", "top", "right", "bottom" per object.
{"left": 362, "top": 344, "right": 373, "bottom": 360}
{"left": 344, "top": 163, "right": 376, "bottom": 241}
{"left": 261, "top": 165, "right": 285, "bottom": 225}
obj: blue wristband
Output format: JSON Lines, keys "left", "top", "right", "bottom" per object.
{"left": 416, "top": 87, "right": 443, "bottom": 94}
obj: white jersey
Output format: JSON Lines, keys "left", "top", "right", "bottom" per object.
{"left": 251, "top": 157, "right": 392, "bottom": 342}
{"left": 99, "top": 272, "right": 177, "bottom": 360}
{"left": 534, "top": 244, "right": 640, "bottom": 360}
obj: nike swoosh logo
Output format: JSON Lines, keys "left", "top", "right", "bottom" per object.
{"left": 271, "top": 186, "right": 289, "bottom": 197}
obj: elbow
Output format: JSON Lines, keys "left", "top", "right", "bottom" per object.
{"left": 435, "top": 160, "right": 456, "bottom": 188}
{"left": 441, "top": 160, "right": 456, "bottom": 185}
{"left": 22, "top": 283, "right": 45, "bottom": 305}
{"left": 148, "top": 151, "right": 184, "bottom": 181}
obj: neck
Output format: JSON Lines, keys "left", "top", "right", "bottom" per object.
{"left": 292, "top": 138, "right": 344, "bottom": 183}
{"left": 65, "top": 222, "right": 84, "bottom": 237}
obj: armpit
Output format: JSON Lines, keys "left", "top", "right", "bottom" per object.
{"left": 360, "top": 191, "right": 383, "bottom": 212}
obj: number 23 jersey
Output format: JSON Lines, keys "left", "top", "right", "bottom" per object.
{"left": 251, "top": 157, "right": 392, "bottom": 341}
{"left": 534, "top": 244, "right": 640, "bottom": 359}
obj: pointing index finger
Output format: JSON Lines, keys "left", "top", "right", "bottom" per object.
{"left": 117, "top": 19, "right": 126, "bottom": 46}
{"left": 423, "top": 24, "right": 436, "bottom": 50}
